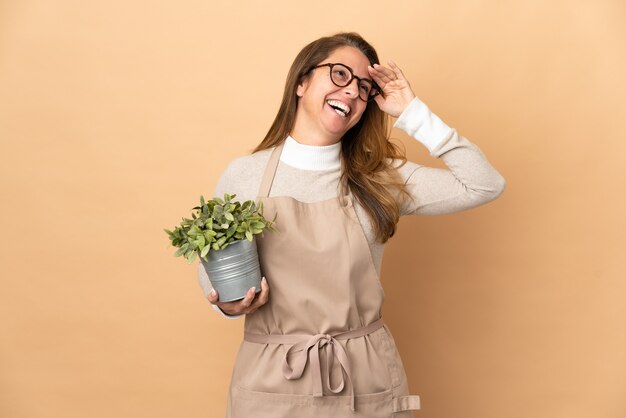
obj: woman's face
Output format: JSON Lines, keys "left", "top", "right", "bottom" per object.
{"left": 293, "top": 46, "right": 371, "bottom": 145}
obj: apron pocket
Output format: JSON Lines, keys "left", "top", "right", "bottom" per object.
{"left": 377, "top": 325, "right": 407, "bottom": 389}
{"left": 231, "top": 385, "right": 395, "bottom": 418}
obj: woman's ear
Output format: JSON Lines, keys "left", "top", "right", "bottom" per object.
{"left": 296, "top": 77, "right": 309, "bottom": 98}
{"left": 296, "top": 83, "right": 304, "bottom": 98}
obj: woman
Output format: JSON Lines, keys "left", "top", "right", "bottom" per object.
{"left": 198, "top": 32, "right": 506, "bottom": 417}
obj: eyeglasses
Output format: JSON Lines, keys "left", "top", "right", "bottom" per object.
{"left": 309, "top": 62, "right": 381, "bottom": 102}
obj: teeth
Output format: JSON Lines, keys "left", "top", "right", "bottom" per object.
{"left": 326, "top": 100, "right": 350, "bottom": 115}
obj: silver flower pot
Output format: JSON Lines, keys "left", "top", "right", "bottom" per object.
{"left": 200, "top": 238, "right": 262, "bottom": 302}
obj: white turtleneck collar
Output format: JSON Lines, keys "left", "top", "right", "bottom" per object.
{"left": 279, "top": 135, "right": 341, "bottom": 171}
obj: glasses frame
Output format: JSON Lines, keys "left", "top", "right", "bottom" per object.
{"left": 309, "top": 62, "right": 382, "bottom": 102}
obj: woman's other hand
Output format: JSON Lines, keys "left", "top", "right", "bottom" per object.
{"left": 207, "top": 276, "right": 270, "bottom": 316}
{"left": 367, "top": 59, "right": 416, "bottom": 118}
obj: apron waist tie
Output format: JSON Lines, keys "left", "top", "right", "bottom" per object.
{"left": 243, "top": 318, "right": 385, "bottom": 412}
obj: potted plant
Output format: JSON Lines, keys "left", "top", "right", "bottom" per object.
{"left": 164, "top": 193, "right": 277, "bottom": 302}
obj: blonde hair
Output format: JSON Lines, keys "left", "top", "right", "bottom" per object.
{"left": 253, "top": 32, "right": 411, "bottom": 243}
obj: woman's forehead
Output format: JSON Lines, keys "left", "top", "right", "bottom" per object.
{"left": 325, "top": 47, "right": 370, "bottom": 75}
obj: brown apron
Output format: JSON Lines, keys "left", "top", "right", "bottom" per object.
{"left": 226, "top": 142, "right": 421, "bottom": 417}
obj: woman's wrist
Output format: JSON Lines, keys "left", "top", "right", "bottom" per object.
{"left": 393, "top": 96, "right": 454, "bottom": 153}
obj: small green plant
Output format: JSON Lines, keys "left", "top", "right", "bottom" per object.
{"left": 164, "top": 194, "right": 277, "bottom": 264}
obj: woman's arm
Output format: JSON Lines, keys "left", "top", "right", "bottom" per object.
{"left": 393, "top": 97, "right": 506, "bottom": 216}
{"left": 198, "top": 161, "right": 271, "bottom": 318}
{"left": 368, "top": 60, "right": 505, "bottom": 215}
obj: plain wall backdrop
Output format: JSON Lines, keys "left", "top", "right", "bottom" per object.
{"left": 1, "top": 1, "right": 625, "bottom": 418}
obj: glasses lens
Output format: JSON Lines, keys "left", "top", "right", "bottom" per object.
{"left": 330, "top": 64, "right": 352, "bottom": 87}
{"left": 367, "top": 85, "right": 381, "bottom": 102}
{"left": 358, "top": 80, "right": 374, "bottom": 101}
{"left": 328, "top": 64, "right": 378, "bottom": 102}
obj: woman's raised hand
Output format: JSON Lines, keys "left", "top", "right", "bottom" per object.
{"left": 207, "top": 277, "right": 270, "bottom": 316}
{"left": 367, "top": 59, "right": 416, "bottom": 118}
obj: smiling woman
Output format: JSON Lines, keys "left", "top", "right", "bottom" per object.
{"left": 197, "top": 32, "right": 506, "bottom": 418}
{"left": 292, "top": 47, "right": 374, "bottom": 144}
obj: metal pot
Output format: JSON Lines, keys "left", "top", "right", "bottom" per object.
{"left": 200, "top": 238, "right": 262, "bottom": 302}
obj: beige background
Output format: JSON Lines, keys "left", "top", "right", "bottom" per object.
{"left": 1, "top": 1, "right": 625, "bottom": 417}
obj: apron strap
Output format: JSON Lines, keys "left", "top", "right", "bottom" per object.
{"left": 258, "top": 142, "right": 285, "bottom": 198}
{"left": 256, "top": 140, "right": 353, "bottom": 207}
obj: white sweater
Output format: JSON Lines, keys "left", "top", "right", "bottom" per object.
{"left": 198, "top": 96, "right": 506, "bottom": 318}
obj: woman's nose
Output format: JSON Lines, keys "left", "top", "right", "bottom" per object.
{"left": 342, "top": 78, "right": 359, "bottom": 98}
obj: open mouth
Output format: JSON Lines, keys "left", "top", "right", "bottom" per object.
{"left": 326, "top": 99, "right": 351, "bottom": 118}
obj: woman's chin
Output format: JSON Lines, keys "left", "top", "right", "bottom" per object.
{"left": 322, "top": 115, "right": 354, "bottom": 138}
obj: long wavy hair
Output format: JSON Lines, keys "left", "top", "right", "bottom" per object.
{"left": 253, "top": 32, "right": 412, "bottom": 243}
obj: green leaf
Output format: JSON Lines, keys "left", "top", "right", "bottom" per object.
{"left": 168, "top": 193, "right": 277, "bottom": 263}
{"left": 197, "top": 235, "right": 205, "bottom": 250}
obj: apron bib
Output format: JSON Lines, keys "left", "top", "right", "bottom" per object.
{"left": 226, "top": 142, "right": 421, "bottom": 417}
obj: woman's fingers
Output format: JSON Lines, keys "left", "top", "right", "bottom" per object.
{"left": 368, "top": 60, "right": 407, "bottom": 90}
{"left": 255, "top": 277, "right": 269, "bottom": 305}
{"left": 248, "top": 277, "right": 270, "bottom": 313}
{"left": 368, "top": 64, "right": 392, "bottom": 87}
{"left": 241, "top": 286, "right": 257, "bottom": 308}
{"left": 208, "top": 277, "right": 270, "bottom": 315}
{"left": 387, "top": 59, "right": 406, "bottom": 80}
{"left": 369, "top": 63, "right": 396, "bottom": 83}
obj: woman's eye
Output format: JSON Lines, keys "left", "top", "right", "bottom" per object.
{"left": 334, "top": 70, "right": 348, "bottom": 79}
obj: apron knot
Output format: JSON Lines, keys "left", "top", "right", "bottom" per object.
{"left": 243, "top": 318, "right": 385, "bottom": 412}
{"left": 282, "top": 333, "right": 355, "bottom": 410}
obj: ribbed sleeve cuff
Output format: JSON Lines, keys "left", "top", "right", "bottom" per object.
{"left": 212, "top": 303, "right": 242, "bottom": 320}
{"left": 393, "top": 96, "right": 454, "bottom": 153}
